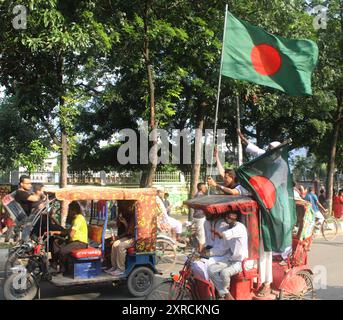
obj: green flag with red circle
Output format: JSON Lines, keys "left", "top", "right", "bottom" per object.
{"left": 221, "top": 12, "right": 318, "bottom": 96}
{"left": 236, "top": 144, "right": 296, "bottom": 252}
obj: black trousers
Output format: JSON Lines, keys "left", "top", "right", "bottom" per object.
{"left": 53, "top": 240, "right": 88, "bottom": 272}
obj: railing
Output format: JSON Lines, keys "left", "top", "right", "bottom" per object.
{"left": 0, "top": 170, "right": 212, "bottom": 186}
{"left": 0, "top": 171, "right": 10, "bottom": 184}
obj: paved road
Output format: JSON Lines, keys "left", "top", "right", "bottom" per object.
{"left": 0, "top": 249, "right": 186, "bottom": 300}
{"left": 308, "top": 235, "right": 343, "bottom": 300}
{"left": 1, "top": 236, "right": 343, "bottom": 300}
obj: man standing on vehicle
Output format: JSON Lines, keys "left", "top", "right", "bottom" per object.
{"left": 236, "top": 129, "right": 283, "bottom": 297}
{"left": 208, "top": 211, "right": 248, "bottom": 300}
{"left": 15, "top": 175, "right": 45, "bottom": 216}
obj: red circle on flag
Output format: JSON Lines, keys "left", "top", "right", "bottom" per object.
{"left": 251, "top": 44, "right": 282, "bottom": 76}
{"left": 249, "top": 176, "right": 276, "bottom": 209}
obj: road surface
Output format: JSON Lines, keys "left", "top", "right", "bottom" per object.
{"left": 1, "top": 236, "right": 342, "bottom": 300}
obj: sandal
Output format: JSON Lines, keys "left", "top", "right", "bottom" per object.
{"left": 256, "top": 284, "right": 271, "bottom": 297}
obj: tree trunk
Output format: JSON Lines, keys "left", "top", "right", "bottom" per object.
{"left": 326, "top": 3, "right": 343, "bottom": 214}
{"left": 140, "top": 1, "right": 157, "bottom": 188}
{"left": 326, "top": 97, "right": 343, "bottom": 214}
{"left": 57, "top": 54, "right": 68, "bottom": 226}
{"left": 190, "top": 102, "right": 206, "bottom": 198}
{"left": 60, "top": 128, "right": 68, "bottom": 189}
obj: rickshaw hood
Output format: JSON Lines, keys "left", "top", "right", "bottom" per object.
{"left": 53, "top": 186, "right": 157, "bottom": 201}
{"left": 184, "top": 195, "right": 259, "bottom": 215}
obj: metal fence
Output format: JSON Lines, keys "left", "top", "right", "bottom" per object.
{"left": 0, "top": 170, "right": 199, "bottom": 185}
{"left": 0, "top": 171, "right": 10, "bottom": 184}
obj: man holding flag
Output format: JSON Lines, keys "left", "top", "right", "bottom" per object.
{"left": 210, "top": 7, "right": 318, "bottom": 297}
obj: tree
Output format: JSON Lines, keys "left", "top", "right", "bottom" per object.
{"left": 15, "top": 140, "right": 49, "bottom": 173}
{"left": 0, "top": 0, "right": 112, "bottom": 224}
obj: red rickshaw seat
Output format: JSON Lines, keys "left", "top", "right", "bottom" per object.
{"left": 70, "top": 247, "right": 102, "bottom": 259}
{"left": 127, "top": 246, "right": 135, "bottom": 254}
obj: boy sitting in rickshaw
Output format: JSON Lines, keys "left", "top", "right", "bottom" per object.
{"left": 208, "top": 211, "right": 248, "bottom": 300}
{"left": 49, "top": 201, "right": 88, "bottom": 273}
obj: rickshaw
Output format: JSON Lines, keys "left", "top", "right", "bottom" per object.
{"left": 147, "top": 194, "right": 315, "bottom": 300}
{"left": 2, "top": 187, "right": 160, "bottom": 300}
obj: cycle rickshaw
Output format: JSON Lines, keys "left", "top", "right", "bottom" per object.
{"left": 2, "top": 186, "right": 161, "bottom": 300}
{"left": 147, "top": 194, "right": 316, "bottom": 300}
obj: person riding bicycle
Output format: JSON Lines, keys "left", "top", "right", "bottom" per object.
{"left": 305, "top": 187, "right": 327, "bottom": 230}
{"left": 208, "top": 211, "right": 248, "bottom": 300}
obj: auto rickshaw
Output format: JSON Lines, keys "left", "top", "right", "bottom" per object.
{"left": 2, "top": 186, "right": 159, "bottom": 300}
{"left": 147, "top": 194, "right": 315, "bottom": 300}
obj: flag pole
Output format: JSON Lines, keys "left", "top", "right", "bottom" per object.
{"left": 209, "top": 4, "right": 229, "bottom": 184}
{"left": 236, "top": 94, "right": 243, "bottom": 166}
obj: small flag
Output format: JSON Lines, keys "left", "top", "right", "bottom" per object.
{"left": 221, "top": 12, "right": 318, "bottom": 96}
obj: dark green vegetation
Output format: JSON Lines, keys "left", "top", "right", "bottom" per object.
{"left": 0, "top": 0, "right": 342, "bottom": 210}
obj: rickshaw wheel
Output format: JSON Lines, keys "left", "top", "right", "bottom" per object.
{"left": 155, "top": 239, "right": 177, "bottom": 275}
{"left": 3, "top": 272, "right": 38, "bottom": 300}
{"left": 279, "top": 270, "right": 315, "bottom": 300}
{"left": 296, "top": 271, "right": 316, "bottom": 300}
{"left": 127, "top": 266, "right": 155, "bottom": 297}
{"left": 145, "top": 280, "right": 192, "bottom": 300}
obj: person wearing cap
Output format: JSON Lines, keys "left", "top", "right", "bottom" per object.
{"left": 236, "top": 129, "right": 283, "bottom": 297}
{"left": 237, "top": 129, "right": 281, "bottom": 158}
{"left": 208, "top": 211, "right": 248, "bottom": 300}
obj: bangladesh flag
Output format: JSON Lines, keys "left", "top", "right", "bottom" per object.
{"left": 236, "top": 143, "right": 296, "bottom": 252}
{"left": 221, "top": 12, "right": 318, "bottom": 96}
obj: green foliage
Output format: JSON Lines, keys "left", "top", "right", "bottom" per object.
{"left": 15, "top": 140, "right": 49, "bottom": 173}
{"left": 0, "top": 0, "right": 342, "bottom": 181}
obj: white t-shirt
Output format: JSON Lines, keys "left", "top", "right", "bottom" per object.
{"left": 294, "top": 188, "right": 302, "bottom": 200}
{"left": 204, "top": 218, "right": 231, "bottom": 258}
{"left": 234, "top": 184, "right": 251, "bottom": 196}
{"left": 246, "top": 142, "right": 265, "bottom": 157}
{"left": 222, "top": 221, "right": 249, "bottom": 262}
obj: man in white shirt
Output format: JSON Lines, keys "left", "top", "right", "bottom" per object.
{"left": 192, "top": 214, "right": 231, "bottom": 280}
{"left": 237, "top": 129, "right": 281, "bottom": 158}
{"left": 207, "top": 211, "right": 248, "bottom": 300}
{"left": 237, "top": 129, "right": 286, "bottom": 297}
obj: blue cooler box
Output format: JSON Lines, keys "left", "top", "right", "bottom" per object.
{"left": 72, "top": 258, "right": 101, "bottom": 279}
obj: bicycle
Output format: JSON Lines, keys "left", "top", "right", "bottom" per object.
{"left": 319, "top": 211, "right": 340, "bottom": 241}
